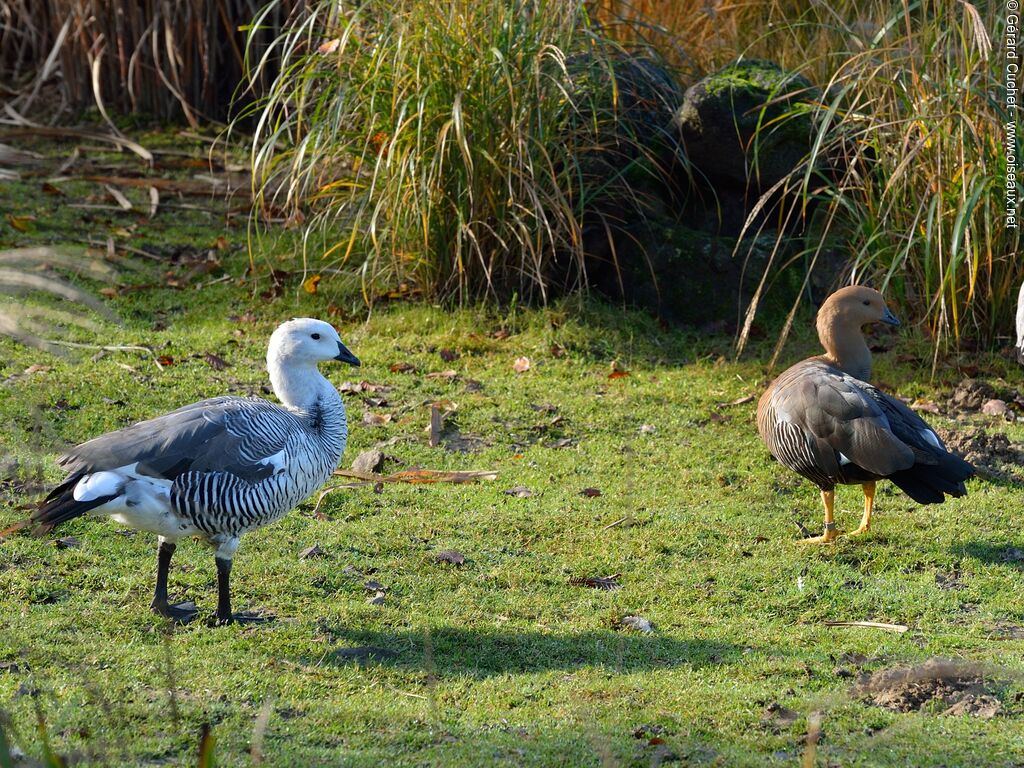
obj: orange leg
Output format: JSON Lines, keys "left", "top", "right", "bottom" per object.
{"left": 849, "top": 481, "right": 875, "bottom": 536}
{"left": 801, "top": 489, "right": 839, "bottom": 544}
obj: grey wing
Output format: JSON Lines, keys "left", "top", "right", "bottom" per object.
{"left": 772, "top": 362, "right": 914, "bottom": 477}
{"left": 59, "top": 396, "right": 302, "bottom": 484}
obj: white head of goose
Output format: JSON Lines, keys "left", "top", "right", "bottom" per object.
{"left": 757, "top": 285, "right": 974, "bottom": 543}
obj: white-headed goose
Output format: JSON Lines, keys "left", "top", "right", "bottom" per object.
{"left": 25, "top": 318, "right": 360, "bottom": 623}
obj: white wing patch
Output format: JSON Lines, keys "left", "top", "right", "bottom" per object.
{"left": 73, "top": 471, "right": 124, "bottom": 502}
{"left": 920, "top": 429, "right": 942, "bottom": 449}
{"left": 837, "top": 452, "right": 852, "bottom": 466}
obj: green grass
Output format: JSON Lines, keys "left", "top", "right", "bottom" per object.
{"left": 2, "top": 135, "right": 1024, "bottom": 766}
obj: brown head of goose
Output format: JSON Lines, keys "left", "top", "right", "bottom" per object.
{"left": 757, "top": 285, "right": 974, "bottom": 543}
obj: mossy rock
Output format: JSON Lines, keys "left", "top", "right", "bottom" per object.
{"left": 565, "top": 51, "right": 687, "bottom": 215}
{"left": 674, "top": 60, "right": 819, "bottom": 193}
{"left": 567, "top": 52, "right": 684, "bottom": 153}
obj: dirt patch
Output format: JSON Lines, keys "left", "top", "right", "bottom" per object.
{"left": 941, "top": 378, "right": 1024, "bottom": 421}
{"left": 856, "top": 658, "right": 1002, "bottom": 718}
{"left": 948, "top": 379, "right": 1002, "bottom": 412}
{"left": 934, "top": 427, "right": 1024, "bottom": 483}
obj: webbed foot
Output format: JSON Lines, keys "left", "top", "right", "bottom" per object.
{"left": 152, "top": 600, "right": 199, "bottom": 624}
{"left": 210, "top": 610, "right": 274, "bottom": 627}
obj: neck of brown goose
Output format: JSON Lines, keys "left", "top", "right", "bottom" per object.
{"left": 817, "top": 313, "right": 873, "bottom": 381}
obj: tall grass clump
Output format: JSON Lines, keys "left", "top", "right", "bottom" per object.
{"left": 587, "top": 0, "right": 761, "bottom": 76}
{"left": 244, "top": 0, "right": 656, "bottom": 303}
{"left": 724, "top": 0, "right": 1019, "bottom": 357}
{"left": 0, "top": 0, "right": 297, "bottom": 124}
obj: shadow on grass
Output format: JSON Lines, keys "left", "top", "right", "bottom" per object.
{"left": 953, "top": 541, "right": 1024, "bottom": 571}
{"left": 314, "top": 625, "right": 746, "bottom": 678}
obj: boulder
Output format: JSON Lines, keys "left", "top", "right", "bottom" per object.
{"left": 674, "top": 60, "right": 819, "bottom": 195}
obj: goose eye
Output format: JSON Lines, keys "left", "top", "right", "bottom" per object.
{"left": 862, "top": 300, "right": 870, "bottom": 306}
{"left": 311, "top": 333, "right": 321, "bottom": 340}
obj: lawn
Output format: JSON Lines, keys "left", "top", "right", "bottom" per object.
{"left": 1, "top": 133, "right": 1024, "bottom": 767}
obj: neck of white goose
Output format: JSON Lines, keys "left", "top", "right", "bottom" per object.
{"left": 268, "top": 358, "right": 341, "bottom": 415}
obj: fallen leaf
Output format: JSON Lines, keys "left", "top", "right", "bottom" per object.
{"left": 620, "top": 615, "right": 653, "bottom": 633}
{"left": 363, "top": 412, "right": 393, "bottom": 426}
{"left": 550, "top": 438, "right": 575, "bottom": 449}
{"left": 639, "top": 424, "right": 657, "bottom": 434}
{"left": 425, "top": 370, "right": 459, "bottom": 381}
{"left": 910, "top": 399, "right": 941, "bottom": 414}
{"left": 203, "top": 353, "right": 230, "bottom": 370}
{"left": 569, "top": 574, "right": 621, "bottom": 590}
{"left": 367, "top": 592, "right": 386, "bottom": 606}
{"left": 608, "top": 370, "right": 631, "bottom": 380}
{"left": 513, "top": 356, "right": 531, "bottom": 373}
{"left": 54, "top": 536, "right": 80, "bottom": 550}
{"left": 41, "top": 182, "right": 63, "bottom": 196}
{"left": 156, "top": 355, "right": 174, "bottom": 367}
{"left": 6, "top": 214, "right": 35, "bottom": 232}
{"left": 369, "top": 131, "right": 389, "bottom": 155}
{"left": 504, "top": 486, "right": 534, "bottom": 498}
{"left": 549, "top": 343, "right": 566, "bottom": 358}
{"left": 363, "top": 580, "right": 386, "bottom": 592}
{"left": 212, "top": 235, "right": 229, "bottom": 250}
{"left": 299, "top": 545, "right": 325, "bottom": 559}
{"left": 148, "top": 186, "right": 159, "bottom": 217}
{"left": 390, "top": 362, "right": 416, "bottom": 373}
{"left": 439, "top": 348, "right": 459, "bottom": 362}
{"left": 580, "top": 487, "right": 602, "bottom": 497}
{"left": 23, "top": 364, "right": 51, "bottom": 374}
{"left": 492, "top": 328, "right": 511, "bottom": 340}
{"left": 435, "top": 549, "right": 466, "bottom": 565}
{"left": 318, "top": 38, "right": 341, "bottom": 55}
{"left": 303, "top": 274, "right": 321, "bottom": 294}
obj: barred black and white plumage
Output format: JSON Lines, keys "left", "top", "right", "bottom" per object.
{"left": 27, "top": 318, "right": 360, "bottom": 624}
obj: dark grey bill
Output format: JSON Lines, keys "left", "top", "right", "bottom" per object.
{"left": 335, "top": 341, "right": 360, "bottom": 366}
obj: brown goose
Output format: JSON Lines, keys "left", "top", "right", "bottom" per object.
{"left": 757, "top": 285, "right": 974, "bottom": 543}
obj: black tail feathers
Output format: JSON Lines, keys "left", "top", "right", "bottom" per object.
{"left": 29, "top": 474, "right": 112, "bottom": 534}
{"left": 890, "top": 451, "right": 975, "bottom": 505}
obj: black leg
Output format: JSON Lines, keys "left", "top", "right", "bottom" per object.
{"left": 215, "top": 556, "right": 232, "bottom": 624}
{"left": 213, "top": 556, "right": 272, "bottom": 626}
{"left": 151, "top": 541, "right": 198, "bottom": 623}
